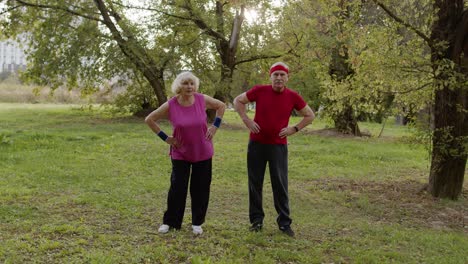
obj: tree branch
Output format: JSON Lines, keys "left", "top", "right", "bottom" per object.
{"left": 108, "top": 2, "right": 123, "bottom": 23}
{"left": 0, "top": 5, "right": 21, "bottom": 15}
{"left": 93, "top": 0, "right": 125, "bottom": 43}
{"left": 109, "top": 0, "right": 227, "bottom": 42}
{"left": 229, "top": 5, "right": 245, "bottom": 50}
{"left": 93, "top": 0, "right": 148, "bottom": 70}
{"left": 382, "top": 81, "right": 433, "bottom": 95}
{"left": 14, "top": 0, "right": 103, "bottom": 22}
{"left": 179, "top": 0, "right": 226, "bottom": 41}
{"left": 93, "top": 0, "right": 163, "bottom": 90}
{"left": 284, "top": 32, "right": 304, "bottom": 58}
{"left": 236, "top": 31, "right": 303, "bottom": 66}
{"left": 371, "top": 0, "right": 432, "bottom": 47}
{"left": 235, "top": 54, "right": 282, "bottom": 66}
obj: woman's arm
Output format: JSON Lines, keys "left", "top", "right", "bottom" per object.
{"left": 144, "top": 102, "right": 179, "bottom": 147}
{"left": 204, "top": 94, "right": 226, "bottom": 139}
{"left": 144, "top": 102, "right": 169, "bottom": 134}
{"left": 204, "top": 94, "right": 226, "bottom": 118}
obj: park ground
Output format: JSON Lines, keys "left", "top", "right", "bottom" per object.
{"left": 0, "top": 103, "right": 466, "bottom": 263}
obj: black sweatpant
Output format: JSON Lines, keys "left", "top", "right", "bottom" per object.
{"left": 163, "top": 158, "right": 212, "bottom": 229}
{"left": 247, "top": 140, "right": 292, "bottom": 227}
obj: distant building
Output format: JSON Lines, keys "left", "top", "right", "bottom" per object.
{"left": 0, "top": 39, "right": 27, "bottom": 73}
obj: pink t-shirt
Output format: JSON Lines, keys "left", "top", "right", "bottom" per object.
{"left": 168, "top": 93, "right": 213, "bottom": 162}
{"left": 246, "top": 85, "right": 306, "bottom": 145}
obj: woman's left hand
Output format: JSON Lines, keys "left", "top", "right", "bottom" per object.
{"left": 206, "top": 125, "right": 218, "bottom": 140}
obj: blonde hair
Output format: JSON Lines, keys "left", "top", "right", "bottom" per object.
{"left": 171, "top": 71, "right": 200, "bottom": 94}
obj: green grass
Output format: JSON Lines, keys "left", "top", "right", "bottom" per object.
{"left": 0, "top": 103, "right": 466, "bottom": 263}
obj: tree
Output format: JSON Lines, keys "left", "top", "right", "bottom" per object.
{"left": 160, "top": 0, "right": 295, "bottom": 104}
{"left": 281, "top": 0, "right": 366, "bottom": 136}
{"left": 264, "top": 0, "right": 324, "bottom": 110}
{"left": 326, "top": 0, "right": 361, "bottom": 135}
{"left": 1, "top": 0, "right": 177, "bottom": 111}
{"left": 373, "top": 0, "right": 467, "bottom": 199}
{"left": 2, "top": 0, "right": 295, "bottom": 115}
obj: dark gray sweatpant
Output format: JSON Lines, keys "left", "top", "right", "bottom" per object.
{"left": 247, "top": 140, "right": 292, "bottom": 227}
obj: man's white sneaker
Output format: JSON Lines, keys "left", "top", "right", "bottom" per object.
{"left": 158, "top": 224, "right": 170, "bottom": 234}
{"left": 192, "top": 225, "right": 203, "bottom": 235}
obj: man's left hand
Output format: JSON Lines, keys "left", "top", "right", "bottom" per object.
{"left": 279, "top": 126, "right": 296, "bottom": 138}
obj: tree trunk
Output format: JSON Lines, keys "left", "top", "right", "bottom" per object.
{"left": 143, "top": 67, "right": 167, "bottom": 107}
{"left": 134, "top": 69, "right": 166, "bottom": 117}
{"left": 329, "top": 45, "right": 361, "bottom": 136}
{"left": 429, "top": 87, "right": 467, "bottom": 198}
{"left": 206, "top": 64, "right": 232, "bottom": 122}
{"left": 333, "top": 106, "right": 361, "bottom": 136}
{"left": 202, "top": 2, "right": 242, "bottom": 122}
{"left": 94, "top": 0, "right": 167, "bottom": 108}
{"left": 428, "top": 1, "right": 467, "bottom": 199}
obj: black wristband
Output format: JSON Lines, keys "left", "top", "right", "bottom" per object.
{"left": 157, "top": 130, "right": 168, "bottom": 141}
{"left": 294, "top": 126, "right": 299, "bottom": 132}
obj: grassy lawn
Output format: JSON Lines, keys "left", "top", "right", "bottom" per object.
{"left": 0, "top": 103, "right": 466, "bottom": 263}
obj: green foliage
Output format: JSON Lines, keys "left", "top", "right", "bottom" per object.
{"left": 0, "top": 0, "right": 454, "bottom": 120}
{"left": 0, "top": 0, "right": 293, "bottom": 108}
{"left": 103, "top": 71, "right": 160, "bottom": 115}
{"left": 162, "top": 0, "right": 288, "bottom": 99}
{"left": 0, "top": 0, "right": 182, "bottom": 109}
{"left": 432, "top": 127, "right": 468, "bottom": 157}
{"left": 278, "top": 0, "right": 435, "bottom": 127}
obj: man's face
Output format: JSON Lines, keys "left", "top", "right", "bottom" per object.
{"left": 270, "top": 70, "right": 289, "bottom": 92}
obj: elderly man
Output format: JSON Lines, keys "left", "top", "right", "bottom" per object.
{"left": 233, "top": 62, "right": 315, "bottom": 237}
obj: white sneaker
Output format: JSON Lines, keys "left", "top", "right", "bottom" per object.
{"left": 192, "top": 225, "right": 203, "bottom": 235}
{"left": 158, "top": 224, "right": 170, "bottom": 234}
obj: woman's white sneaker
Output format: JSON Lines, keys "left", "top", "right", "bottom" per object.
{"left": 158, "top": 224, "right": 170, "bottom": 234}
{"left": 192, "top": 225, "right": 203, "bottom": 235}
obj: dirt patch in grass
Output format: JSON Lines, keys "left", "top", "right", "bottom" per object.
{"left": 303, "top": 128, "right": 363, "bottom": 138}
{"left": 304, "top": 179, "right": 468, "bottom": 232}
{"left": 221, "top": 122, "right": 247, "bottom": 131}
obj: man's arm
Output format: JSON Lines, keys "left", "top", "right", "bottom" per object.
{"left": 295, "top": 105, "right": 315, "bottom": 131}
{"left": 233, "top": 92, "right": 260, "bottom": 133}
{"left": 279, "top": 105, "right": 315, "bottom": 138}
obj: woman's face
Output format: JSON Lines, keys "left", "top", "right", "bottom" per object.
{"left": 179, "top": 79, "right": 196, "bottom": 96}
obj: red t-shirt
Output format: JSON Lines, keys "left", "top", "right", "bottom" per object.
{"left": 246, "top": 85, "right": 307, "bottom": 145}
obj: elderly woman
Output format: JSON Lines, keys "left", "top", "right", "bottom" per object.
{"left": 145, "top": 72, "right": 226, "bottom": 235}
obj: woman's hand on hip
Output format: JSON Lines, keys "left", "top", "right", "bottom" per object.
{"left": 206, "top": 126, "right": 218, "bottom": 140}
{"left": 166, "top": 136, "right": 180, "bottom": 148}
